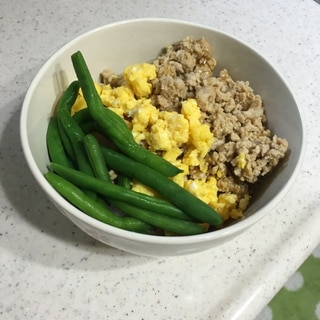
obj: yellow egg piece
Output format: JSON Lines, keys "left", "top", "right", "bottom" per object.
{"left": 147, "top": 119, "right": 172, "bottom": 151}
{"left": 100, "top": 84, "right": 136, "bottom": 117}
{"left": 237, "top": 152, "right": 247, "bottom": 169}
{"left": 181, "top": 98, "right": 214, "bottom": 157}
{"left": 131, "top": 181, "right": 157, "bottom": 197}
{"left": 171, "top": 162, "right": 189, "bottom": 187}
{"left": 184, "top": 177, "right": 219, "bottom": 205}
{"left": 124, "top": 63, "right": 156, "bottom": 98}
{"left": 131, "top": 99, "right": 159, "bottom": 143}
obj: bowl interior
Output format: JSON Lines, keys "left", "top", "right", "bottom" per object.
{"left": 21, "top": 19, "right": 304, "bottom": 247}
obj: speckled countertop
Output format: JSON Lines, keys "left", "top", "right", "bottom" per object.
{"left": 1, "top": 1, "right": 319, "bottom": 319}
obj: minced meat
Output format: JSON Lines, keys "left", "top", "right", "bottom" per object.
{"left": 149, "top": 37, "right": 288, "bottom": 195}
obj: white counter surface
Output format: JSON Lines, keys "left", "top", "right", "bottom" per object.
{"left": 1, "top": 1, "right": 319, "bottom": 319}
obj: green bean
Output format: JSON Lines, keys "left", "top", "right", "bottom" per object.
{"left": 113, "top": 202, "right": 206, "bottom": 235}
{"left": 57, "top": 111, "right": 76, "bottom": 163}
{"left": 115, "top": 174, "right": 132, "bottom": 189}
{"left": 71, "top": 50, "right": 182, "bottom": 177}
{"left": 54, "top": 82, "right": 89, "bottom": 165}
{"left": 49, "top": 162, "right": 191, "bottom": 221}
{"left": 80, "top": 121, "right": 106, "bottom": 136}
{"left": 46, "top": 117, "right": 74, "bottom": 168}
{"left": 57, "top": 81, "right": 97, "bottom": 200}
{"left": 72, "top": 108, "right": 114, "bottom": 138}
{"left": 44, "top": 172, "right": 151, "bottom": 233}
{"left": 101, "top": 147, "right": 223, "bottom": 227}
{"left": 72, "top": 107, "right": 92, "bottom": 125}
{"left": 57, "top": 82, "right": 84, "bottom": 144}
{"left": 83, "top": 134, "right": 112, "bottom": 183}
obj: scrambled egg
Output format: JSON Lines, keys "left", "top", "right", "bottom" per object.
{"left": 72, "top": 63, "right": 250, "bottom": 221}
{"left": 123, "top": 63, "right": 156, "bottom": 98}
{"left": 237, "top": 152, "right": 247, "bottom": 169}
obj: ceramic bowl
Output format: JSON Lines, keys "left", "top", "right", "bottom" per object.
{"left": 20, "top": 19, "right": 305, "bottom": 256}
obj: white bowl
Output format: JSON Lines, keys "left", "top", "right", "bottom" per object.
{"left": 20, "top": 18, "right": 305, "bottom": 256}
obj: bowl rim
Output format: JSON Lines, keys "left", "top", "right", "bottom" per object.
{"left": 20, "top": 17, "right": 306, "bottom": 246}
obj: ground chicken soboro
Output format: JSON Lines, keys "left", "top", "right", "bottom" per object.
{"left": 149, "top": 37, "right": 288, "bottom": 194}
{"left": 100, "top": 37, "right": 289, "bottom": 221}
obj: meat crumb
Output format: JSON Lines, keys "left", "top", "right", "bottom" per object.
{"left": 149, "top": 37, "right": 288, "bottom": 196}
